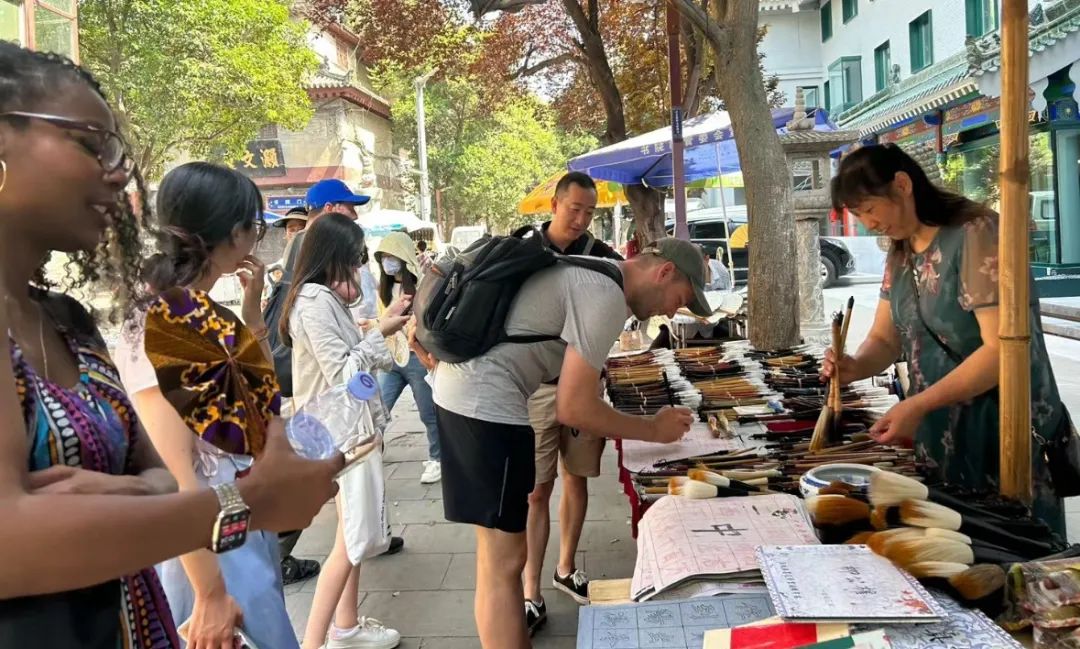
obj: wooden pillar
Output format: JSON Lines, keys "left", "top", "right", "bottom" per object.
{"left": 998, "top": 0, "right": 1032, "bottom": 502}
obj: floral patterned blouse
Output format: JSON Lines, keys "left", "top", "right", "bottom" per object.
{"left": 881, "top": 212, "right": 1066, "bottom": 535}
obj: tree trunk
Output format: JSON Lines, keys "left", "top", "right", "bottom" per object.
{"left": 674, "top": 0, "right": 800, "bottom": 350}
{"left": 625, "top": 184, "right": 666, "bottom": 245}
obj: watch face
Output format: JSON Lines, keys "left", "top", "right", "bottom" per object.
{"left": 213, "top": 509, "right": 250, "bottom": 553}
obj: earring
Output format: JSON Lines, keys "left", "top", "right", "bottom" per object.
{"left": 0, "top": 160, "right": 6, "bottom": 195}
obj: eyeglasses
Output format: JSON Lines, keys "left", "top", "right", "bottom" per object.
{"left": 254, "top": 218, "right": 267, "bottom": 242}
{"left": 0, "top": 111, "right": 133, "bottom": 173}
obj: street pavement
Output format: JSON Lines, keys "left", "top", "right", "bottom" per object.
{"left": 283, "top": 285, "right": 1080, "bottom": 645}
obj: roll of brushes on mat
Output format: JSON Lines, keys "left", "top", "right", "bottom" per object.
{"left": 668, "top": 478, "right": 756, "bottom": 499}
{"left": 895, "top": 499, "right": 1056, "bottom": 557}
{"left": 687, "top": 468, "right": 760, "bottom": 492}
{"left": 865, "top": 526, "right": 1032, "bottom": 564}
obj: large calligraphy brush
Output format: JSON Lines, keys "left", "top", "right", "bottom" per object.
{"left": 809, "top": 311, "right": 845, "bottom": 452}
{"left": 832, "top": 297, "right": 856, "bottom": 440}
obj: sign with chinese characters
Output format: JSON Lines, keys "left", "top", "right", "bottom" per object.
{"left": 267, "top": 196, "right": 306, "bottom": 211}
{"left": 230, "top": 140, "right": 286, "bottom": 178}
{"left": 858, "top": 591, "right": 1022, "bottom": 649}
{"left": 756, "top": 545, "right": 945, "bottom": 624}
{"left": 576, "top": 595, "right": 776, "bottom": 649}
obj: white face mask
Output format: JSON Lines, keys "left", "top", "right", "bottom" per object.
{"left": 382, "top": 258, "right": 403, "bottom": 276}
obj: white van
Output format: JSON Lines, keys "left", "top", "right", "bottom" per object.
{"left": 450, "top": 225, "right": 487, "bottom": 251}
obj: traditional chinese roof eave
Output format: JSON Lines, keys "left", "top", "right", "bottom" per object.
{"left": 780, "top": 129, "right": 862, "bottom": 153}
{"left": 966, "top": 0, "right": 1080, "bottom": 78}
{"left": 835, "top": 52, "right": 976, "bottom": 136}
{"left": 305, "top": 83, "right": 392, "bottom": 121}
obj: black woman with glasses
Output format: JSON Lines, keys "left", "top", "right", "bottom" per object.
{"left": 0, "top": 41, "right": 343, "bottom": 649}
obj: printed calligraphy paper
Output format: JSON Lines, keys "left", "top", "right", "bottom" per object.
{"left": 756, "top": 545, "right": 946, "bottom": 624}
{"left": 576, "top": 595, "right": 776, "bottom": 649}
{"left": 858, "top": 591, "right": 1022, "bottom": 648}
{"left": 621, "top": 421, "right": 761, "bottom": 474}
{"left": 631, "top": 495, "right": 818, "bottom": 602}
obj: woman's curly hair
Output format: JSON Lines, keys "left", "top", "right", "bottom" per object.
{"left": 0, "top": 41, "right": 155, "bottom": 324}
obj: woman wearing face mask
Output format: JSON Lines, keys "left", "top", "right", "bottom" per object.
{"left": 0, "top": 43, "right": 340, "bottom": 648}
{"left": 823, "top": 144, "right": 1069, "bottom": 535}
{"left": 374, "top": 232, "right": 442, "bottom": 485}
{"left": 115, "top": 161, "right": 302, "bottom": 649}
{"left": 280, "top": 214, "right": 409, "bottom": 649}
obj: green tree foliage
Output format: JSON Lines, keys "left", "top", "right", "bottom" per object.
{"left": 377, "top": 67, "right": 595, "bottom": 232}
{"left": 79, "top": 0, "right": 319, "bottom": 178}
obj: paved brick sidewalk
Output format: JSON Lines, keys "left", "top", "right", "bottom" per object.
{"left": 284, "top": 392, "right": 638, "bottom": 648}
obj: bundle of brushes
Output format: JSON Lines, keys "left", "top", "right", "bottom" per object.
{"left": 640, "top": 468, "right": 772, "bottom": 499}
{"left": 605, "top": 349, "right": 702, "bottom": 414}
{"left": 810, "top": 297, "right": 854, "bottom": 452}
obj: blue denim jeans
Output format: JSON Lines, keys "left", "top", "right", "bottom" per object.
{"left": 379, "top": 352, "right": 440, "bottom": 460}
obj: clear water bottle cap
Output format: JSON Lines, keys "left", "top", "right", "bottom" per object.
{"left": 347, "top": 371, "right": 379, "bottom": 401}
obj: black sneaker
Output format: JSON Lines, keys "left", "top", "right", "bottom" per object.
{"left": 380, "top": 536, "right": 405, "bottom": 556}
{"left": 281, "top": 555, "right": 321, "bottom": 586}
{"left": 525, "top": 599, "right": 547, "bottom": 637}
{"left": 553, "top": 568, "right": 590, "bottom": 604}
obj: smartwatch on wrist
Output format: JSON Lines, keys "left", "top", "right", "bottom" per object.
{"left": 209, "top": 482, "right": 250, "bottom": 554}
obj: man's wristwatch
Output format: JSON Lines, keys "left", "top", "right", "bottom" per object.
{"left": 209, "top": 482, "right": 251, "bottom": 554}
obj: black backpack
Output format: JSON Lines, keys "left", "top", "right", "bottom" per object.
{"left": 262, "top": 281, "right": 293, "bottom": 397}
{"left": 413, "top": 229, "right": 623, "bottom": 364}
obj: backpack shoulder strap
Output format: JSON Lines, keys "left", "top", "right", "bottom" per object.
{"left": 558, "top": 256, "right": 624, "bottom": 289}
{"left": 581, "top": 231, "right": 596, "bottom": 256}
{"left": 510, "top": 224, "right": 542, "bottom": 240}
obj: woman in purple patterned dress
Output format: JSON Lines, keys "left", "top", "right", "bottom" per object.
{"left": 0, "top": 42, "right": 343, "bottom": 648}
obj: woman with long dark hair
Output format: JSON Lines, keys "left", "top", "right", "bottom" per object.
{"left": 374, "top": 232, "right": 441, "bottom": 484}
{"left": 116, "top": 161, "right": 300, "bottom": 648}
{"left": 824, "top": 143, "right": 1069, "bottom": 534}
{"left": 281, "top": 214, "right": 408, "bottom": 649}
{"left": 0, "top": 42, "right": 340, "bottom": 648}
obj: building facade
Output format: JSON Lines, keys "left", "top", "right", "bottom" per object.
{"left": 1, "top": 0, "right": 78, "bottom": 58}
{"left": 231, "top": 22, "right": 410, "bottom": 220}
{"left": 760, "top": 0, "right": 1080, "bottom": 294}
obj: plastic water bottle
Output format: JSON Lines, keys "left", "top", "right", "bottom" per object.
{"left": 286, "top": 371, "right": 383, "bottom": 471}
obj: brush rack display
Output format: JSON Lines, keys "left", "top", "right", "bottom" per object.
{"left": 608, "top": 342, "right": 903, "bottom": 538}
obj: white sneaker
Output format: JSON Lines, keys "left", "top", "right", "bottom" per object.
{"left": 326, "top": 618, "right": 401, "bottom": 649}
{"left": 420, "top": 460, "right": 441, "bottom": 484}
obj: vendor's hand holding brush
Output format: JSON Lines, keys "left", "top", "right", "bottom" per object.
{"left": 810, "top": 297, "right": 855, "bottom": 452}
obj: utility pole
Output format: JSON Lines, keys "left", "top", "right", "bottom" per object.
{"left": 414, "top": 68, "right": 438, "bottom": 223}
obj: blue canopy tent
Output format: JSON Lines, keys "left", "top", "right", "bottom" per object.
{"left": 567, "top": 107, "right": 840, "bottom": 187}
{"left": 263, "top": 210, "right": 286, "bottom": 225}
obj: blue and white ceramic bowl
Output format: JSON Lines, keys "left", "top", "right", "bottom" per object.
{"left": 799, "top": 463, "right": 881, "bottom": 499}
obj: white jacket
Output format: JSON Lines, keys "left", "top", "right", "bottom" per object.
{"left": 288, "top": 283, "right": 393, "bottom": 432}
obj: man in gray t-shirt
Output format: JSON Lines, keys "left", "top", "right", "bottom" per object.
{"left": 424, "top": 237, "right": 712, "bottom": 649}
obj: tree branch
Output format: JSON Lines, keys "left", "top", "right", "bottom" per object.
{"left": 512, "top": 52, "right": 576, "bottom": 78}
{"left": 671, "top": 0, "right": 727, "bottom": 48}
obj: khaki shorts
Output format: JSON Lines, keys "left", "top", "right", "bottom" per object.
{"left": 527, "top": 383, "right": 606, "bottom": 485}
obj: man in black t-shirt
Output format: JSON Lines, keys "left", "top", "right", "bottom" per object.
{"left": 521, "top": 173, "right": 624, "bottom": 634}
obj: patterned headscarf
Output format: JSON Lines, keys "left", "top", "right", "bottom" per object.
{"left": 144, "top": 287, "right": 279, "bottom": 456}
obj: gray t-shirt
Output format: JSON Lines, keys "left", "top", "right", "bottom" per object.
{"left": 432, "top": 260, "right": 628, "bottom": 426}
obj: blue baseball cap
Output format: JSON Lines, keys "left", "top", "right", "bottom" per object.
{"left": 305, "top": 179, "right": 371, "bottom": 209}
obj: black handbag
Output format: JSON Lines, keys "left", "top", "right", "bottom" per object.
{"left": 908, "top": 261, "right": 1080, "bottom": 498}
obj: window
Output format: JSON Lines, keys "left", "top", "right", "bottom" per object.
{"left": 966, "top": 0, "right": 999, "bottom": 38}
{"left": 909, "top": 11, "right": 934, "bottom": 72}
{"left": 799, "top": 86, "right": 820, "bottom": 108}
{"left": 943, "top": 130, "right": 1068, "bottom": 263}
{"left": 824, "top": 80, "right": 831, "bottom": 112}
{"left": 874, "top": 41, "right": 891, "bottom": 92}
{"left": 820, "top": 1, "right": 832, "bottom": 42}
{"left": 32, "top": 1, "right": 77, "bottom": 59}
{"left": 693, "top": 221, "right": 730, "bottom": 240}
{"left": 1, "top": 0, "right": 23, "bottom": 45}
{"left": 335, "top": 39, "right": 351, "bottom": 70}
{"left": 842, "top": 0, "right": 858, "bottom": 23}
{"left": 828, "top": 57, "right": 863, "bottom": 113}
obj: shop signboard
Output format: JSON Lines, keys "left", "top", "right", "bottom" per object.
{"left": 228, "top": 140, "right": 287, "bottom": 178}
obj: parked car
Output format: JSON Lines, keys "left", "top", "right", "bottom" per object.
{"left": 665, "top": 216, "right": 855, "bottom": 288}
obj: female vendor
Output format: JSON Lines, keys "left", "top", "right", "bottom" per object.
{"left": 823, "top": 143, "right": 1070, "bottom": 535}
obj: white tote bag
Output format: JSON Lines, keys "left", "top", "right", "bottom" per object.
{"left": 339, "top": 404, "right": 392, "bottom": 564}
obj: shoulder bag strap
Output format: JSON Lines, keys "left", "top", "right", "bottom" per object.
{"left": 907, "top": 255, "right": 964, "bottom": 365}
